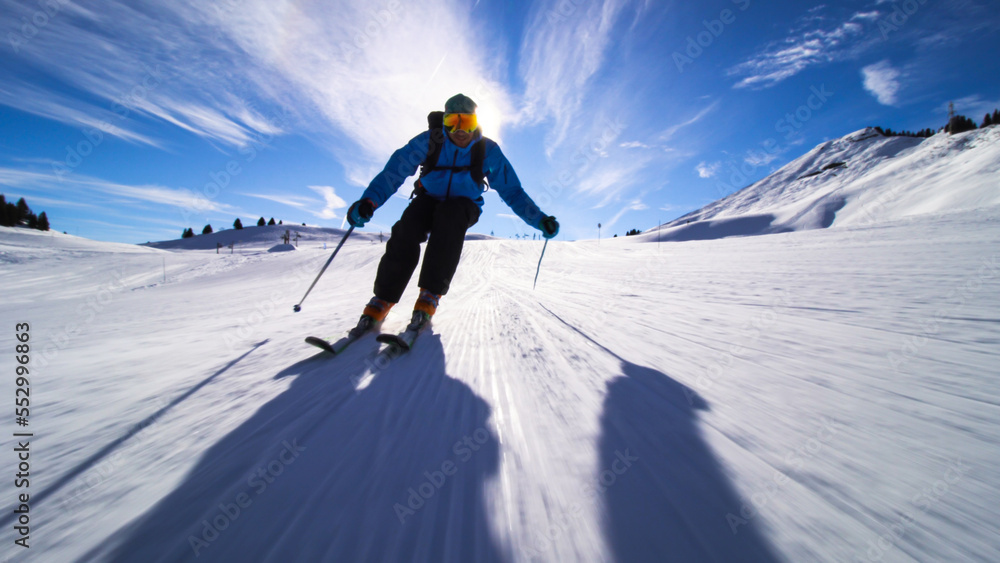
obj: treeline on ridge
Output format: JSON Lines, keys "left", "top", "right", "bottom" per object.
{"left": 1, "top": 194, "right": 50, "bottom": 231}
{"left": 182, "top": 217, "right": 285, "bottom": 239}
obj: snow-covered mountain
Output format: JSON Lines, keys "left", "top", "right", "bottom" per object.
{"left": 654, "top": 126, "right": 1000, "bottom": 241}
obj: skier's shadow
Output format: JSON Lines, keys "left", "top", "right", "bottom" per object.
{"left": 94, "top": 334, "right": 506, "bottom": 562}
{"left": 599, "top": 360, "right": 782, "bottom": 562}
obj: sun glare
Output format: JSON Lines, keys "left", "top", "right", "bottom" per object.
{"left": 475, "top": 102, "right": 502, "bottom": 142}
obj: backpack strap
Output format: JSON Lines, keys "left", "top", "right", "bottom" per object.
{"left": 470, "top": 139, "right": 487, "bottom": 188}
{"left": 418, "top": 112, "right": 447, "bottom": 181}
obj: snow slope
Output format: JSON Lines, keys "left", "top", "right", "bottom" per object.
{"left": 655, "top": 126, "right": 1000, "bottom": 241}
{"left": 143, "top": 224, "right": 382, "bottom": 251}
{"left": 143, "top": 224, "right": 498, "bottom": 252}
{"left": 1, "top": 205, "right": 999, "bottom": 562}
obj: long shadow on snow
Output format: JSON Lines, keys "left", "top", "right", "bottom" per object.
{"left": 95, "top": 333, "right": 506, "bottom": 563}
{"left": 0, "top": 341, "right": 267, "bottom": 529}
{"left": 540, "top": 305, "right": 781, "bottom": 562}
{"left": 599, "top": 361, "right": 782, "bottom": 562}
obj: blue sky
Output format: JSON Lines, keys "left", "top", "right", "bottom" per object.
{"left": 1, "top": 0, "right": 998, "bottom": 243}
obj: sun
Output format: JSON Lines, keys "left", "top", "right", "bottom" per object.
{"left": 475, "top": 102, "right": 503, "bottom": 141}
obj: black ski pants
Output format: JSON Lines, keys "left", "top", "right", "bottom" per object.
{"left": 374, "top": 195, "right": 481, "bottom": 303}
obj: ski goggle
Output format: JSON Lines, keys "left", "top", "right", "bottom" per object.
{"left": 443, "top": 113, "right": 478, "bottom": 133}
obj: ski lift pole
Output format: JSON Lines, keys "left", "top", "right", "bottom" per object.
{"left": 533, "top": 238, "right": 549, "bottom": 290}
{"left": 293, "top": 226, "right": 355, "bottom": 312}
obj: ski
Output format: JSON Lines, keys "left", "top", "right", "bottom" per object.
{"left": 375, "top": 311, "right": 431, "bottom": 353}
{"left": 305, "top": 316, "right": 378, "bottom": 355}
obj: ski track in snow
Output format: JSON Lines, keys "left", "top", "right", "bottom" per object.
{"left": 1, "top": 209, "right": 999, "bottom": 562}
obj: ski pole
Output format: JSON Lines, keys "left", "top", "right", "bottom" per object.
{"left": 293, "top": 226, "right": 354, "bottom": 312}
{"left": 533, "top": 238, "right": 549, "bottom": 290}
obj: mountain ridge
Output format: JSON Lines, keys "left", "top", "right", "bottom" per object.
{"left": 650, "top": 126, "right": 1000, "bottom": 242}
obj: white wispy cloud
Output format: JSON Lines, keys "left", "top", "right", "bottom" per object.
{"left": 620, "top": 141, "right": 652, "bottom": 149}
{"left": 728, "top": 12, "right": 876, "bottom": 89}
{"left": 307, "top": 186, "right": 349, "bottom": 220}
{"left": 0, "top": 0, "right": 512, "bottom": 177}
{"left": 518, "top": 0, "right": 645, "bottom": 153}
{"left": 659, "top": 101, "right": 719, "bottom": 142}
{"left": 861, "top": 60, "right": 902, "bottom": 105}
{"left": 603, "top": 199, "right": 648, "bottom": 231}
{"left": 0, "top": 166, "right": 233, "bottom": 213}
{"left": 744, "top": 150, "right": 781, "bottom": 167}
{"left": 245, "top": 187, "right": 346, "bottom": 220}
{"left": 695, "top": 161, "right": 721, "bottom": 179}
{"left": 851, "top": 11, "right": 881, "bottom": 21}
{"left": 205, "top": 0, "right": 516, "bottom": 159}
{"left": 242, "top": 193, "right": 319, "bottom": 210}
{"left": 0, "top": 81, "right": 165, "bottom": 148}
{"left": 578, "top": 156, "right": 657, "bottom": 209}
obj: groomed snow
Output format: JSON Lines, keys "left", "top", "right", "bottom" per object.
{"left": 2, "top": 203, "right": 999, "bottom": 561}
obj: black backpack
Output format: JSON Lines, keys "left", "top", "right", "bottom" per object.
{"left": 414, "top": 111, "right": 488, "bottom": 193}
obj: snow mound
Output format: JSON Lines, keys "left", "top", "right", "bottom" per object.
{"left": 649, "top": 214, "right": 791, "bottom": 241}
{"left": 2, "top": 225, "right": 163, "bottom": 255}
{"left": 146, "top": 224, "right": 500, "bottom": 250}
{"left": 267, "top": 243, "right": 296, "bottom": 253}
{"left": 651, "top": 126, "right": 1000, "bottom": 242}
{"left": 144, "top": 225, "right": 370, "bottom": 251}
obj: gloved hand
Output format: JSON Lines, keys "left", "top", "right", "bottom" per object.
{"left": 540, "top": 215, "right": 559, "bottom": 239}
{"left": 347, "top": 199, "right": 375, "bottom": 228}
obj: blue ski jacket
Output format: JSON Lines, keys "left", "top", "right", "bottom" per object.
{"left": 361, "top": 129, "right": 546, "bottom": 230}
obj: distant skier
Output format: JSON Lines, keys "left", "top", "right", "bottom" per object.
{"left": 345, "top": 93, "right": 559, "bottom": 336}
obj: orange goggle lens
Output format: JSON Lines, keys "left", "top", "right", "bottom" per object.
{"left": 443, "top": 113, "right": 478, "bottom": 133}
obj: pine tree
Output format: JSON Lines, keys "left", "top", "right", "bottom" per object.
{"left": 268, "top": 217, "right": 276, "bottom": 226}
{"left": 3, "top": 201, "right": 17, "bottom": 227}
{"left": 947, "top": 115, "right": 977, "bottom": 134}
{"left": 234, "top": 218, "right": 244, "bottom": 230}
{"left": 0, "top": 194, "right": 8, "bottom": 227}
{"left": 182, "top": 228, "right": 194, "bottom": 238}
{"left": 257, "top": 217, "right": 266, "bottom": 227}
{"left": 16, "top": 198, "right": 31, "bottom": 223}
{"left": 983, "top": 113, "right": 993, "bottom": 128}
{"left": 202, "top": 224, "right": 213, "bottom": 235}
{"left": 37, "top": 211, "right": 50, "bottom": 231}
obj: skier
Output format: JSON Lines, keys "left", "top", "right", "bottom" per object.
{"left": 345, "top": 93, "right": 559, "bottom": 339}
